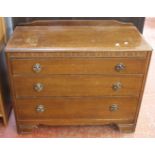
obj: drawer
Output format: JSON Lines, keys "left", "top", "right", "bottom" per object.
{"left": 16, "top": 97, "right": 138, "bottom": 120}
{"left": 11, "top": 58, "right": 146, "bottom": 75}
{"left": 13, "top": 75, "right": 143, "bottom": 97}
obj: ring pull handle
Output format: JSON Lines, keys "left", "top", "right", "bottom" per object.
{"left": 115, "top": 63, "right": 125, "bottom": 72}
{"left": 109, "top": 104, "right": 119, "bottom": 112}
{"left": 33, "top": 63, "right": 42, "bottom": 73}
{"left": 34, "top": 83, "right": 44, "bottom": 92}
{"left": 36, "top": 105, "right": 45, "bottom": 113}
{"left": 112, "top": 82, "right": 122, "bottom": 91}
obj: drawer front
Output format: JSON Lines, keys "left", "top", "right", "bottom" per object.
{"left": 16, "top": 97, "right": 138, "bottom": 120}
{"left": 11, "top": 58, "right": 145, "bottom": 75}
{"left": 13, "top": 75, "right": 143, "bottom": 97}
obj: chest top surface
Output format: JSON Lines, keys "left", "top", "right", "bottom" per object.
{"left": 6, "top": 20, "right": 152, "bottom": 52}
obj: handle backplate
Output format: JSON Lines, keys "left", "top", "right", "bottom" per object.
{"left": 112, "top": 82, "right": 122, "bottom": 91}
{"left": 115, "top": 63, "right": 125, "bottom": 72}
{"left": 34, "top": 83, "right": 44, "bottom": 92}
{"left": 36, "top": 105, "right": 45, "bottom": 113}
{"left": 109, "top": 104, "right": 119, "bottom": 112}
{"left": 33, "top": 63, "right": 42, "bottom": 73}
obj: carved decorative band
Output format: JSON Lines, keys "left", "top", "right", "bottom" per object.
{"left": 9, "top": 51, "right": 147, "bottom": 58}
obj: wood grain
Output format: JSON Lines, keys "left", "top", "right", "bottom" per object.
{"left": 19, "top": 20, "right": 133, "bottom": 27}
{"left": 16, "top": 97, "right": 138, "bottom": 120}
{"left": 0, "top": 17, "right": 11, "bottom": 125}
{"left": 11, "top": 58, "right": 146, "bottom": 75}
{"left": 13, "top": 75, "right": 143, "bottom": 97}
{"left": 8, "top": 51, "right": 148, "bottom": 58}
{"left": 0, "top": 17, "right": 5, "bottom": 49}
{"left": 5, "top": 20, "right": 152, "bottom": 133}
{"left": 6, "top": 23, "right": 152, "bottom": 52}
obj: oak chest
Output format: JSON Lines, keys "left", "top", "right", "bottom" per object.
{"left": 5, "top": 20, "right": 152, "bottom": 134}
{"left": 0, "top": 17, "right": 12, "bottom": 126}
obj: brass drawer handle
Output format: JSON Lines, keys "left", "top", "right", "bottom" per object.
{"left": 109, "top": 104, "right": 119, "bottom": 112}
{"left": 112, "top": 82, "right": 122, "bottom": 91}
{"left": 115, "top": 63, "right": 125, "bottom": 72}
{"left": 36, "top": 105, "right": 45, "bottom": 113}
{"left": 34, "top": 83, "right": 44, "bottom": 92}
{"left": 33, "top": 63, "right": 41, "bottom": 73}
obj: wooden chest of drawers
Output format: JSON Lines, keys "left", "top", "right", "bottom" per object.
{"left": 0, "top": 17, "right": 12, "bottom": 125}
{"left": 5, "top": 20, "right": 152, "bottom": 134}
